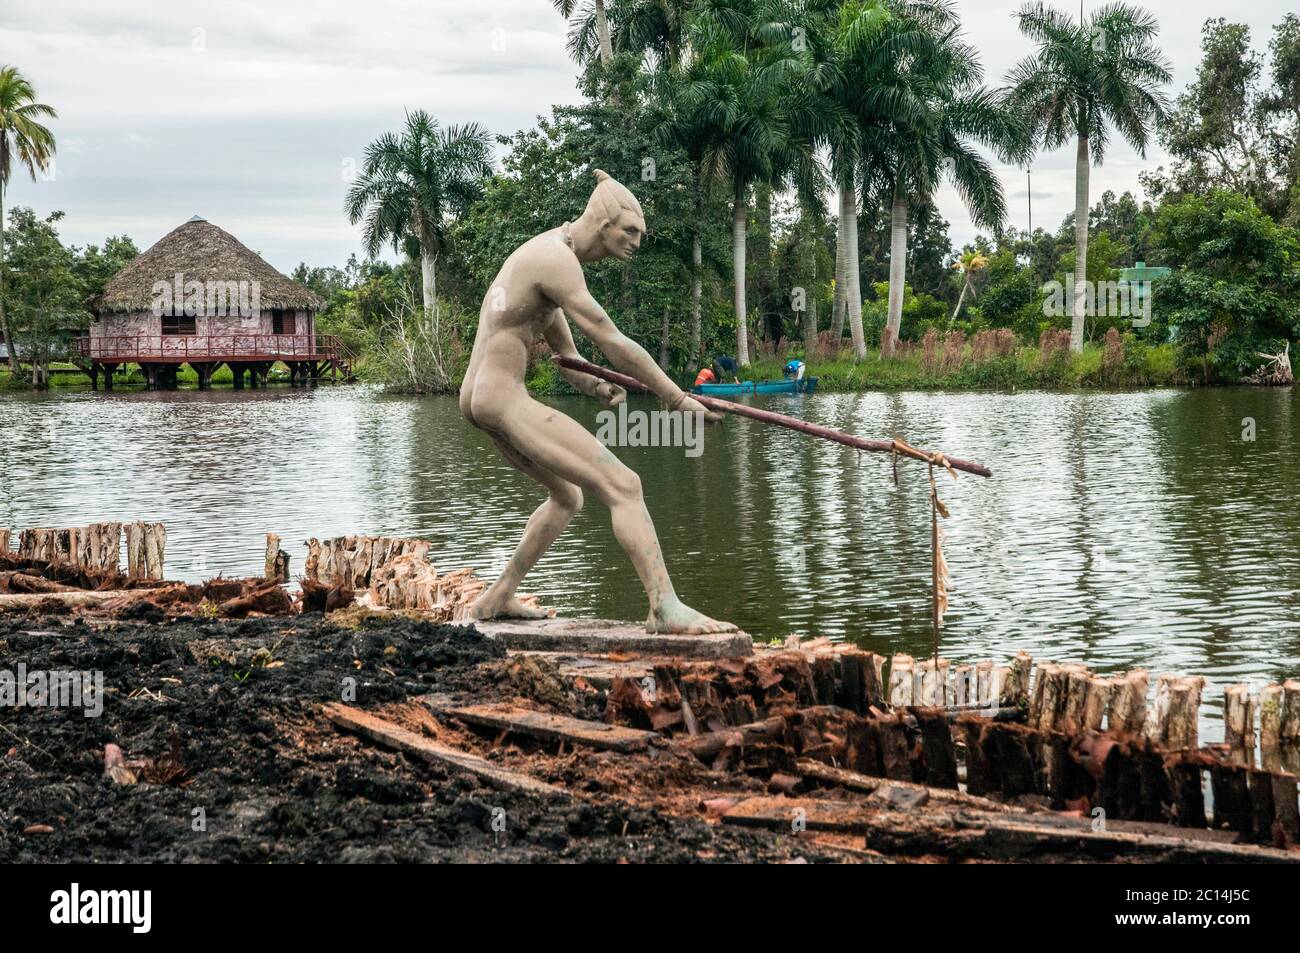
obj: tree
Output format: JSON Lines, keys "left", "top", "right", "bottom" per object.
{"left": 455, "top": 86, "right": 703, "bottom": 374}
{"left": 3, "top": 208, "right": 85, "bottom": 388}
{"left": 0, "top": 65, "right": 57, "bottom": 373}
{"left": 73, "top": 235, "right": 138, "bottom": 302}
{"left": 554, "top": 0, "right": 616, "bottom": 67}
{"left": 1007, "top": 2, "right": 1171, "bottom": 352}
{"left": 779, "top": 0, "right": 894, "bottom": 359}
{"left": 1260, "top": 14, "right": 1300, "bottom": 224}
{"left": 345, "top": 111, "right": 493, "bottom": 320}
{"left": 676, "top": 0, "right": 796, "bottom": 366}
{"left": 950, "top": 249, "right": 988, "bottom": 319}
{"left": 863, "top": 2, "right": 1022, "bottom": 356}
{"left": 1152, "top": 189, "right": 1300, "bottom": 381}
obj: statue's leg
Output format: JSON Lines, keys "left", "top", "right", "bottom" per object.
{"left": 491, "top": 395, "right": 736, "bottom": 634}
{"left": 471, "top": 435, "right": 582, "bottom": 621}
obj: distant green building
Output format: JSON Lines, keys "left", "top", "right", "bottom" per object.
{"left": 1119, "top": 261, "right": 1170, "bottom": 283}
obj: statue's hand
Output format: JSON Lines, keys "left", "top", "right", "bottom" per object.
{"left": 595, "top": 381, "right": 626, "bottom": 408}
{"left": 678, "top": 394, "right": 724, "bottom": 424}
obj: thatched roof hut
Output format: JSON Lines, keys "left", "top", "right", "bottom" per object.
{"left": 95, "top": 215, "right": 324, "bottom": 313}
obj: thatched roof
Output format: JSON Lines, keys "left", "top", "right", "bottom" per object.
{"left": 96, "top": 216, "right": 325, "bottom": 313}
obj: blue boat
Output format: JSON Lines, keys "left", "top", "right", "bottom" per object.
{"left": 693, "top": 377, "right": 818, "bottom": 396}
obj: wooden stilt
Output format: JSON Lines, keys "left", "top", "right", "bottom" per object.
{"left": 1106, "top": 670, "right": 1149, "bottom": 734}
{"left": 974, "top": 660, "right": 993, "bottom": 705}
{"left": 1224, "top": 684, "right": 1256, "bottom": 767}
{"left": 954, "top": 664, "right": 974, "bottom": 706}
{"left": 1143, "top": 674, "right": 1205, "bottom": 750}
{"left": 888, "top": 654, "right": 914, "bottom": 707}
{"left": 1210, "top": 764, "right": 1252, "bottom": 833}
{"left": 1002, "top": 650, "right": 1032, "bottom": 708}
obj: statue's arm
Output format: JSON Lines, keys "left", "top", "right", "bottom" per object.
{"left": 542, "top": 309, "right": 603, "bottom": 398}
{"left": 543, "top": 258, "right": 687, "bottom": 406}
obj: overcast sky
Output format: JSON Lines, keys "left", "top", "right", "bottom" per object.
{"left": 2, "top": 0, "right": 1294, "bottom": 272}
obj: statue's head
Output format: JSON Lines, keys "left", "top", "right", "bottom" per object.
{"left": 579, "top": 169, "right": 645, "bottom": 261}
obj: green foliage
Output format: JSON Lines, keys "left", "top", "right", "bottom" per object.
{"left": 455, "top": 77, "right": 711, "bottom": 374}
{"left": 1151, "top": 189, "right": 1300, "bottom": 380}
{"left": 3, "top": 208, "right": 87, "bottom": 379}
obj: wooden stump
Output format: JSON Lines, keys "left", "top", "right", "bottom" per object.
{"left": 958, "top": 716, "right": 993, "bottom": 796}
{"left": 1106, "top": 670, "right": 1149, "bottom": 734}
{"left": 1002, "top": 651, "right": 1033, "bottom": 708}
{"left": 914, "top": 707, "right": 958, "bottom": 789}
{"left": 1247, "top": 769, "right": 1275, "bottom": 844}
{"left": 13, "top": 523, "right": 121, "bottom": 573}
{"left": 1210, "top": 764, "right": 1253, "bottom": 834}
{"left": 1168, "top": 760, "right": 1207, "bottom": 828}
{"left": 125, "top": 522, "right": 166, "bottom": 580}
{"left": 1271, "top": 773, "right": 1300, "bottom": 846}
{"left": 264, "top": 533, "right": 290, "bottom": 583}
{"left": 982, "top": 722, "right": 1038, "bottom": 797}
{"left": 0, "top": 530, "right": 9, "bottom": 554}
{"left": 975, "top": 660, "right": 993, "bottom": 706}
{"left": 888, "top": 654, "right": 914, "bottom": 707}
{"left": 877, "top": 715, "right": 913, "bottom": 781}
{"left": 1081, "top": 676, "right": 1111, "bottom": 731}
{"left": 953, "top": 664, "right": 975, "bottom": 706}
{"left": 1224, "top": 684, "right": 1256, "bottom": 767}
{"left": 1143, "top": 674, "right": 1205, "bottom": 750}
{"left": 303, "top": 534, "right": 433, "bottom": 590}
{"left": 916, "top": 657, "right": 950, "bottom": 706}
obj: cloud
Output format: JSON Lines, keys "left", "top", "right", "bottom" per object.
{"left": 2, "top": 0, "right": 1296, "bottom": 267}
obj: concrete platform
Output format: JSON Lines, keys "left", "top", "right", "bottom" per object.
{"left": 475, "top": 616, "right": 752, "bottom": 659}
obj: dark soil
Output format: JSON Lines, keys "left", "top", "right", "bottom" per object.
{"left": 0, "top": 614, "right": 851, "bottom": 863}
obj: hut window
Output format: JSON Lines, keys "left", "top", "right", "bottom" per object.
{"left": 162, "top": 315, "right": 197, "bottom": 335}
{"left": 273, "top": 309, "right": 296, "bottom": 335}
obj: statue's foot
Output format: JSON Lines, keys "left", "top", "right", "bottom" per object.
{"left": 646, "top": 600, "right": 737, "bottom": 634}
{"left": 471, "top": 593, "right": 549, "bottom": 621}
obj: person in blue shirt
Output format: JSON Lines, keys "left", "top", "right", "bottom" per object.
{"left": 783, "top": 359, "right": 806, "bottom": 382}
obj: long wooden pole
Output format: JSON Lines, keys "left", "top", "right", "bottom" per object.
{"left": 554, "top": 355, "right": 993, "bottom": 478}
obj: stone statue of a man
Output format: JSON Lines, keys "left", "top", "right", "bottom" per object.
{"left": 460, "top": 170, "right": 735, "bottom": 634}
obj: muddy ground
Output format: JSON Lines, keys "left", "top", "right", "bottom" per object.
{"left": 0, "top": 613, "right": 857, "bottom": 863}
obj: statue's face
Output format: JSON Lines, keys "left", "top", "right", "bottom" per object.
{"left": 602, "top": 208, "right": 645, "bottom": 261}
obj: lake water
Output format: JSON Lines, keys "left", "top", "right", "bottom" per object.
{"left": 3, "top": 384, "right": 1298, "bottom": 735}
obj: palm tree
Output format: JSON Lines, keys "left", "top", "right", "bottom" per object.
{"left": 950, "top": 249, "right": 988, "bottom": 319}
{"left": 862, "top": 2, "right": 1023, "bottom": 356}
{"left": 0, "top": 66, "right": 57, "bottom": 373}
{"left": 345, "top": 111, "right": 493, "bottom": 318}
{"left": 554, "top": 0, "right": 615, "bottom": 67}
{"left": 1006, "top": 1, "right": 1170, "bottom": 351}
{"left": 793, "top": 0, "right": 895, "bottom": 359}
{"left": 653, "top": 75, "right": 718, "bottom": 369}
{"left": 676, "top": 0, "right": 795, "bottom": 367}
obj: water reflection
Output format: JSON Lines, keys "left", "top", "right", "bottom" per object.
{"left": 3, "top": 384, "right": 1298, "bottom": 735}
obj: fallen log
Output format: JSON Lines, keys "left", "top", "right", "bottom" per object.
{"left": 0, "top": 572, "right": 79, "bottom": 594}
{"left": 674, "top": 715, "right": 788, "bottom": 760}
{"left": 216, "top": 580, "right": 294, "bottom": 618}
{"left": 322, "top": 702, "right": 565, "bottom": 797}
{"left": 722, "top": 798, "right": 1300, "bottom": 862}
{"left": 427, "top": 700, "right": 659, "bottom": 753}
{"left": 795, "top": 758, "right": 1023, "bottom": 813}
{"left": 554, "top": 355, "right": 993, "bottom": 477}
{"left": 0, "top": 589, "right": 163, "bottom": 610}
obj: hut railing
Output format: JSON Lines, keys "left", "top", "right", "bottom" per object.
{"left": 77, "top": 334, "right": 347, "bottom": 363}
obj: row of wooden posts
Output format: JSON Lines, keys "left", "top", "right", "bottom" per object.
{"left": 7, "top": 521, "right": 1299, "bottom": 771}
{"left": 888, "top": 651, "right": 1300, "bottom": 771}
{"left": 1, "top": 522, "right": 167, "bottom": 580}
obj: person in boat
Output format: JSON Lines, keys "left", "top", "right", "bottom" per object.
{"left": 783, "top": 359, "right": 806, "bottom": 382}
{"left": 712, "top": 355, "right": 740, "bottom": 384}
{"left": 459, "top": 169, "right": 735, "bottom": 635}
{"left": 693, "top": 366, "right": 716, "bottom": 388}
